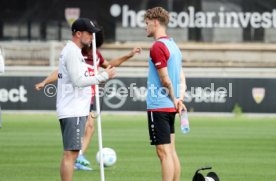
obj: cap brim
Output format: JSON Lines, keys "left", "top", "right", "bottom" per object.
{"left": 88, "top": 26, "right": 101, "bottom": 33}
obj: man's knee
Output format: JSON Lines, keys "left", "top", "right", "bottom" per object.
{"left": 63, "top": 150, "right": 79, "bottom": 161}
{"left": 87, "top": 115, "right": 95, "bottom": 130}
{"left": 156, "top": 145, "right": 172, "bottom": 160}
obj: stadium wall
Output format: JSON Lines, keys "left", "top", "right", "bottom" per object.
{"left": 1, "top": 41, "right": 276, "bottom": 113}
{"left": 1, "top": 0, "right": 276, "bottom": 43}
{"left": 0, "top": 75, "right": 275, "bottom": 113}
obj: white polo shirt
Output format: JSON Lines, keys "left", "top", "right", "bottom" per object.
{"left": 56, "top": 41, "right": 108, "bottom": 119}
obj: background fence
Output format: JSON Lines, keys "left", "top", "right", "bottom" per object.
{"left": 1, "top": 0, "right": 276, "bottom": 42}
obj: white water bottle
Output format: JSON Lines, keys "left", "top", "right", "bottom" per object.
{"left": 180, "top": 110, "right": 190, "bottom": 134}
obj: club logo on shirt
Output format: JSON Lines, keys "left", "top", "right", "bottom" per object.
{"left": 155, "top": 62, "right": 161, "bottom": 66}
{"left": 58, "top": 73, "right": 62, "bottom": 79}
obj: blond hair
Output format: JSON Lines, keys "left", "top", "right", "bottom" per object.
{"left": 144, "top": 7, "right": 169, "bottom": 26}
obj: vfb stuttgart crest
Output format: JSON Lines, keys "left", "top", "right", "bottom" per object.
{"left": 65, "top": 8, "right": 80, "bottom": 26}
{"left": 252, "top": 88, "right": 265, "bottom": 104}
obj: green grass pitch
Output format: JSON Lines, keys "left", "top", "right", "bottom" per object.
{"left": 0, "top": 113, "right": 276, "bottom": 181}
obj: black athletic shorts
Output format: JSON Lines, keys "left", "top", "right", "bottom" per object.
{"left": 147, "top": 111, "right": 176, "bottom": 145}
{"left": 90, "top": 104, "right": 94, "bottom": 112}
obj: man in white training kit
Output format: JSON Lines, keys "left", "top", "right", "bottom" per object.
{"left": 56, "top": 18, "right": 115, "bottom": 181}
{"left": 0, "top": 48, "right": 4, "bottom": 73}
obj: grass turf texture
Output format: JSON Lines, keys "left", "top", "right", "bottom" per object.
{"left": 0, "top": 113, "right": 275, "bottom": 181}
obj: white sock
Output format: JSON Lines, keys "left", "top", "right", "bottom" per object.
{"left": 79, "top": 150, "right": 83, "bottom": 156}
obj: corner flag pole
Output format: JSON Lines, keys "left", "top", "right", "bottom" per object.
{"left": 92, "top": 33, "right": 105, "bottom": 181}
